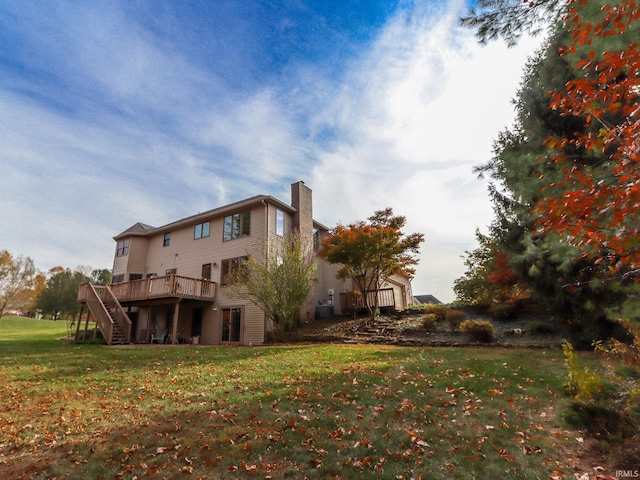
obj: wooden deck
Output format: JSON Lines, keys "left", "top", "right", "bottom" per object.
{"left": 98, "top": 275, "right": 217, "bottom": 303}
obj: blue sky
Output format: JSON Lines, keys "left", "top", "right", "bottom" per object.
{"left": 0, "top": 0, "right": 540, "bottom": 302}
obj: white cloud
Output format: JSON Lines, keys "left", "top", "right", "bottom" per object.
{"left": 308, "top": 1, "right": 542, "bottom": 302}
{"left": 0, "top": 0, "right": 543, "bottom": 303}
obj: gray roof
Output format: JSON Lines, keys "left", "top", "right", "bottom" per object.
{"left": 116, "top": 222, "right": 156, "bottom": 237}
{"left": 413, "top": 294, "right": 442, "bottom": 305}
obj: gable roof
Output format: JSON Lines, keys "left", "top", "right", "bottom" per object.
{"left": 115, "top": 222, "right": 156, "bottom": 238}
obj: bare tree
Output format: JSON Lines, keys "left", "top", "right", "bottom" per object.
{"left": 228, "top": 230, "right": 317, "bottom": 341}
{"left": 0, "top": 250, "right": 36, "bottom": 318}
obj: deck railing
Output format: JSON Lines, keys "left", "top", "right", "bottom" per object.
{"left": 340, "top": 288, "right": 396, "bottom": 315}
{"left": 106, "top": 274, "right": 217, "bottom": 302}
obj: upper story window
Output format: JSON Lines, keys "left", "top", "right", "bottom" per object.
{"left": 116, "top": 239, "right": 129, "bottom": 257}
{"left": 223, "top": 212, "right": 250, "bottom": 241}
{"left": 194, "top": 222, "right": 210, "bottom": 239}
{"left": 163, "top": 233, "right": 171, "bottom": 247}
{"left": 276, "top": 209, "right": 284, "bottom": 236}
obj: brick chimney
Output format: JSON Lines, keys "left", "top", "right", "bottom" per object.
{"left": 291, "top": 181, "right": 313, "bottom": 239}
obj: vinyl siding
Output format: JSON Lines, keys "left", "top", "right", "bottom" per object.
{"left": 111, "top": 236, "right": 147, "bottom": 281}
{"left": 141, "top": 203, "right": 267, "bottom": 280}
{"left": 127, "top": 237, "right": 148, "bottom": 278}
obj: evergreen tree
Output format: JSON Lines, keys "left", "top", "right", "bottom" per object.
{"left": 459, "top": 9, "right": 632, "bottom": 341}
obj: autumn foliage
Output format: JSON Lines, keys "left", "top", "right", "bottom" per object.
{"left": 535, "top": 0, "right": 640, "bottom": 274}
{"left": 318, "top": 208, "right": 423, "bottom": 320}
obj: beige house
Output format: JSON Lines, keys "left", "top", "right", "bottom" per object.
{"left": 76, "top": 181, "right": 414, "bottom": 345}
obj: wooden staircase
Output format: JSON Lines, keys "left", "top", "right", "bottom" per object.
{"left": 108, "top": 312, "right": 130, "bottom": 345}
{"left": 77, "top": 283, "right": 132, "bottom": 345}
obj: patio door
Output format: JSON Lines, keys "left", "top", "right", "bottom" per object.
{"left": 222, "top": 307, "right": 241, "bottom": 342}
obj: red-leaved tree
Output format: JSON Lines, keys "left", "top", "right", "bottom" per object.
{"left": 535, "top": 0, "right": 639, "bottom": 276}
{"left": 317, "top": 209, "right": 424, "bottom": 321}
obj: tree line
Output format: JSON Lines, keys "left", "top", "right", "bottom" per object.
{"left": 0, "top": 249, "right": 110, "bottom": 321}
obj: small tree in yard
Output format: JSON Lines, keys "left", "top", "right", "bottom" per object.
{"left": 0, "top": 250, "right": 36, "bottom": 318}
{"left": 317, "top": 208, "right": 424, "bottom": 321}
{"left": 229, "top": 230, "right": 317, "bottom": 341}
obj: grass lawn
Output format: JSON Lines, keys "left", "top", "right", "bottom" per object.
{"left": 1, "top": 316, "right": 591, "bottom": 479}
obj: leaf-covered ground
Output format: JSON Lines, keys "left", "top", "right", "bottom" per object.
{"left": 0, "top": 317, "right": 605, "bottom": 479}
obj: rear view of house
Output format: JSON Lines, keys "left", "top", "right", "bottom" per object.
{"left": 77, "top": 181, "right": 414, "bottom": 345}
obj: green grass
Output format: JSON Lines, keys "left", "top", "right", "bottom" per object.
{"left": 0, "top": 316, "right": 589, "bottom": 479}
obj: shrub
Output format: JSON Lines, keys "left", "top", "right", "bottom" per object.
{"left": 460, "top": 319, "right": 494, "bottom": 343}
{"left": 488, "top": 303, "right": 517, "bottom": 321}
{"left": 525, "top": 320, "right": 555, "bottom": 335}
{"left": 562, "top": 341, "right": 605, "bottom": 400}
{"left": 445, "top": 309, "right": 466, "bottom": 330}
{"left": 422, "top": 303, "right": 447, "bottom": 321}
{"left": 420, "top": 314, "right": 438, "bottom": 332}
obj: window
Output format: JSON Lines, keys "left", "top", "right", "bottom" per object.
{"left": 223, "top": 211, "right": 250, "bottom": 241}
{"left": 276, "top": 209, "right": 284, "bottom": 236}
{"left": 194, "top": 222, "right": 210, "bottom": 239}
{"left": 116, "top": 239, "right": 129, "bottom": 257}
{"left": 163, "top": 233, "right": 171, "bottom": 247}
{"left": 221, "top": 256, "right": 247, "bottom": 285}
{"left": 112, "top": 274, "right": 125, "bottom": 284}
{"left": 313, "top": 228, "right": 320, "bottom": 251}
{"left": 221, "top": 307, "right": 242, "bottom": 342}
{"left": 129, "top": 273, "right": 143, "bottom": 281}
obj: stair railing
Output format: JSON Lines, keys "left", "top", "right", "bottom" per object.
{"left": 82, "top": 283, "right": 114, "bottom": 344}
{"left": 79, "top": 283, "right": 132, "bottom": 345}
{"left": 101, "top": 284, "right": 132, "bottom": 344}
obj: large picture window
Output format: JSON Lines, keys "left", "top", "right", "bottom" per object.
{"left": 221, "top": 307, "right": 241, "bottom": 342}
{"left": 116, "top": 239, "right": 129, "bottom": 257}
{"left": 194, "top": 222, "right": 210, "bottom": 239}
{"left": 223, "top": 212, "right": 250, "bottom": 241}
{"left": 221, "top": 256, "right": 247, "bottom": 285}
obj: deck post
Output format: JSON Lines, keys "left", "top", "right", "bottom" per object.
{"left": 171, "top": 300, "right": 181, "bottom": 345}
{"left": 147, "top": 306, "right": 153, "bottom": 343}
{"left": 83, "top": 311, "right": 91, "bottom": 342}
{"left": 75, "top": 305, "right": 84, "bottom": 342}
